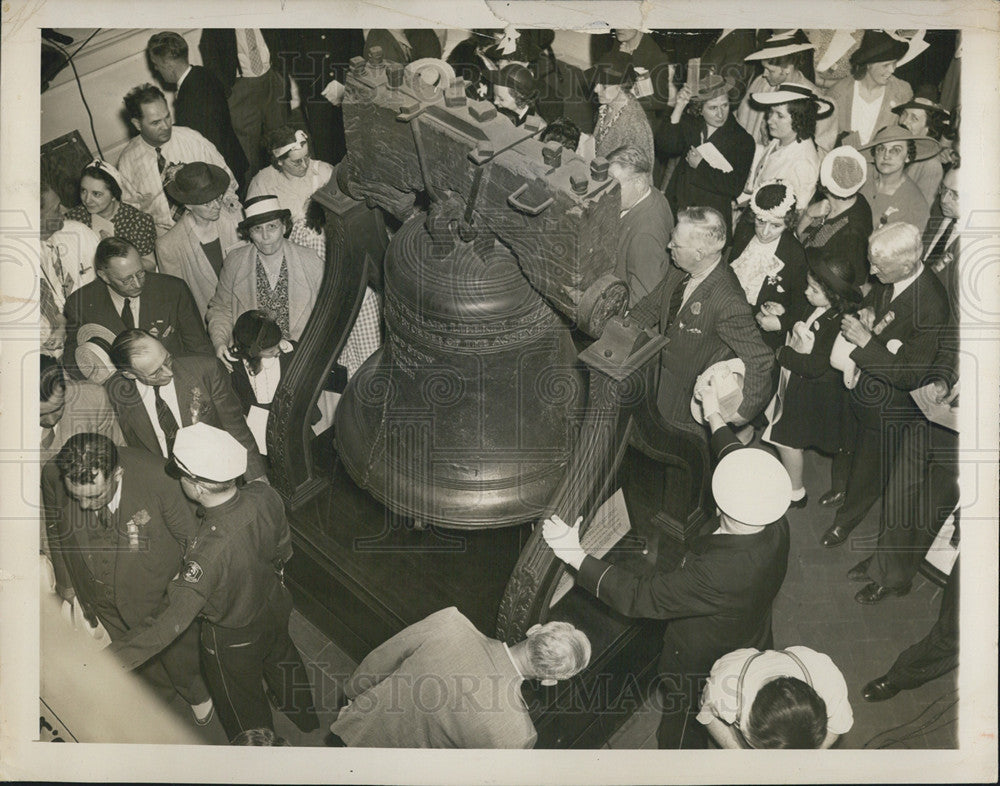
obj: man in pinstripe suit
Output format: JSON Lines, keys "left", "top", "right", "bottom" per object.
{"left": 628, "top": 206, "right": 775, "bottom": 438}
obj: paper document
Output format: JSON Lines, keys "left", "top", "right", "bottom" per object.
{"left": 247, "top": 405, "right": 270, "bottom": 455}
{"left": 696, "top": 141, "right": 733, "bottom": 172}
{"left": 549, "top": 489, "right": 632, "bottom": 608}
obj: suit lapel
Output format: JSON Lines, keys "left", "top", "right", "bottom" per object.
{"left": 172, "top": 361, "right": 195, "bottom": 426}
{"left": 111, "top": 376, "right": 161, "bottom": 455}
{"left": 95, "top": 282, "right": 128, "bottom": 332}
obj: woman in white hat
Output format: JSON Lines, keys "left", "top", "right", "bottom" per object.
{"left": 729, "top": 180, "right": 809, "bottom": 352}
{"left": 65, "top": 160, "right": 158, "bottom": 271}
{"left": 825, "top": 30, "right": 913, "bottom": 148}
{"left": 797, "top": 145, "right": 874, "bottom": 287}
{"left": 206, "top": 194, "right": 324, "bottom": 368}
{"left": 247, "top": 126, "right": 335, "bottom": 226}
{"left": 741, "top": 85, "right": 834, "bottom": 212}
{"left": 858, "top": 124, "right": 939, "bottom": 233}
{"left": 659, "top": 73, "right": 755, "bottom": 241}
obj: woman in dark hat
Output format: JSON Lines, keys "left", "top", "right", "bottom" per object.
{"left": 858, "top": 124, "right": 939, "bottom": 232}
{"left": 206, "top": 194, "right": 324, "bottom": 368}
{"left": 658, "top": 72, "right": 755, "bottom": 240}
{"left": 742, "top": 84, "right": 835, "bottom": 211}
{"left": 157, "top": 161, "right": 244, "bottom": 317}
{"left": 65, "top": 159, "right": 158, "bottom": 271}
{"left": 585, "top": 51, "right": 654, "bottom": 164}
{"left": 825, "top": 30, "right": 914, "bottom": 147}
{"left": 763, "top": 245, "right": 864, "bottom": 509}
{"left": 893, "top": 94, "right": 952, "bottom": 204}
{"left": 488, "top": 63, "right": 541, "bottom": 127}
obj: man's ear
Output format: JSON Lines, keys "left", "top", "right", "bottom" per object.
{"left": 130, "top": 117, "right": 142, "bottom": 135}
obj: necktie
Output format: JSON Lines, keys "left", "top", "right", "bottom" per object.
{"left": 244, "top": 29, "right": 265, "bottom": 73}
{"left": 97, "top": 506, "right": 111, "bottom": 530}
{"left": 877, "top": 283, "right": 894, "bottom": 320}
{"left": 155, "top": 147, "right": 166, "bottom": 174}
{"left": 41, "top": 427, "right": 56, "bottom": 450}
{"left": 121, "top": 298, "right": 135, "bottom": 329}
{"left": 153, "top": 386, "right": 179, "bottom": 454}
{"left": 665, "top": 274, "right": 691, "bottom": 329}
{"left": 927, "top": 219, "right": 954, "bottom": 264}
{"left": 47, "top": 241, "right": 70, "bottom": 298}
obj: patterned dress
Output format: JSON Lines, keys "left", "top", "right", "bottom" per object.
{"left": 65, "top": 202, "right": 157, "bottom": 257}
{"left": 255, "top": 255, "right": 291, "bottom": 338}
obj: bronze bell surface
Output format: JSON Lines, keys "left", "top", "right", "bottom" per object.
{"left": 335, "top": 213, "right": 586, "bottom": 529}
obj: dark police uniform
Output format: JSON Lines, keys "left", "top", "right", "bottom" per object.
{"left": 108, "top": 481, "right": 319, "bottom": 740}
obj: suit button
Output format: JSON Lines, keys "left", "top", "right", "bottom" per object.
{"left": 321, "top": 34, "right": 326, "bottom": 40}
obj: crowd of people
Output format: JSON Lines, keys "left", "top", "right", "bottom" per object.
{"left": 37, "top": 27, "right": 961, "bottom": 749}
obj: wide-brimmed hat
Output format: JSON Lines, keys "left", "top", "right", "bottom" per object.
{"left": 750, "top": 179, "right": 796, "bottom": 223}
{"left": 486, "top": 63, "right": 538, "bottom": 100}
{"left": 750, "top": 83, "right": 835, "bottom": 119}
{"left": 820, "top": 145, "right": 868, "bottom": 197}
{"left": 891, "top": 95, "right": 950, "bottom": 121}
{"left": 586, "top": 51, "right": 635, "bottom": 87}
{"left": 165, "top": 162, "right": 229, "bottom": 206}
{"left": 744, "top": 30, "right": 815, "bottom": 62}
{"left": 807, "top": 245, "right": 863, "bottom": 305}
{"left": 687, "top": 72, "right": 737, "bottom": 103}
{"left": 238, "top": 195, "right": 291, "bottom": 233}
{"left": 166, "top": 422, "right": 247, "bottom": 482}
{"left": 849, "top": 29, "right": 908, "bottom": 67}
{"left": 712, "top": 448, "right": 792, "bottom": 526}
{"left": 860, "top": 124, "right": 941, "bottom": 162}
{"left": 690, "top": 358, "right": 745, "bottom": 425}
{"left": 74, "top": 323, "right": 118, "bottom": 383}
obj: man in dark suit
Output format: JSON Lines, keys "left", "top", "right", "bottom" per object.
{"left": 42, "top": 432, "right": 213, "bottom": 724}
{"left": 63, "top": 237, "right": 212, "bottom": 377}
{"left": 146, "top": 31, "right": 249, "bottom": 193}
{"left": 822, "top": 221, "right": 951, "bottom": 551}
{"left": 627, "top": 206, "right": 775, "bottom": 439}
{"left": 198, "top": 28, "right": 290, "bottom": 177}
{"left": 104, "top": 329, "right": 267, "bottom": 483}
{"left": 543, "top": 384, "right": 791, "bottom": 748}
{"left": 268, "top": 29, "right": 365, "bottom": 166}
{"left": 922, "top": 166, "right": 960, "bottom": 312}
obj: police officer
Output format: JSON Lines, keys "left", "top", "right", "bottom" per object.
{"left": 107, "top": 422, "right": 319, "bottom": 741}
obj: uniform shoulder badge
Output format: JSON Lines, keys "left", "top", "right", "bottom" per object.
{"left": 182, "top": 561, "right": 203, "bottom": 583}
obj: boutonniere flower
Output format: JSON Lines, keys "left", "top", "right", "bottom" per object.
{"left": 190, "top": 386, "right": 205, "bottom": 423}
{"left": 125, "top": 509, "right": 150, "bottom": 551}
{"left": 873, "top": 310, "right": 896, "bottom": 335}
{"left": 776, "top": 284, "right": 785, "bottom": 293}
{"left": 690, "top": 301, "right": 701, "bottom": 315}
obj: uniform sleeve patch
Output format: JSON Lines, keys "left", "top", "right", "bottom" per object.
{"left": 182, "top": 561, "right": 204, "bottom": 583}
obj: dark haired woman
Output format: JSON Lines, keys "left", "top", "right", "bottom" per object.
{"left": 65, "top": 159, "right": 157, "bottom": 270}
{"left": 658, "top": 73, "right": 755, "bottom": 241}
{"left": 729, "top": 180, "right": 809, "bottom": 351}
{"left": 489, "top": 63, "right": 542, "bottom": 127}
{"left": 697, "top": 645, "right": 852, "bottom": 749}
{"left": 585, "top": 51, "right": 653, "bottom": 164}
{"left": 206, "top": 195, "right": 323, "bottom": 368}
{"left": 741, "top": 85, "right": 835, "bottom": 212}
{"left": 763, "top": 247, "right": 864, "bottom": 508}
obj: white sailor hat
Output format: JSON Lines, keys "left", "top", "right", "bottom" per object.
{"left": 166, "top": 422, "right": 247, "bottom": 482}
{"left": 712, "top": 448, "right": 792, "bottom": 526}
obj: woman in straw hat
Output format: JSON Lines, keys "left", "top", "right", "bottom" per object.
{"left": 857, "top": 124, "right": 939, "bottom": 233}
{"left": 157, "top": 162, "right": 245, "bottom": 317}
{"left": 825, "top": 30, "right": 913, "bottom": 148}
{"left": 797, "top": 145, "right": 874, "bottom": 286}
{"left": 206, "top": 194, "right": 323, "bottom": 369}
{"left": 658, "top": 72, "right": 755, "bottom": 241}
{"left": 763, "top": 246, "right": 864, "bottom": 509}
{"left": 66, "top": 159, "right": 158, "bottom": 271}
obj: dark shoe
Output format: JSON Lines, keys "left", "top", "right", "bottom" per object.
{"left": 862, "top": 676, "right": 902, "bottom": 702}
{"left": 855, "top": 581, "right": 911, "bottom": 605}
{"left": 819, "top": 490, "right": 846, "bottom": 507}
{"left": 847, "top": 557, "right": 872, "bottom": 582}
{"left": 788, "top": 494, "right": 808, "bottom": 509}
{"left": 821, "top": 523, "right": 852, "bottom": 548}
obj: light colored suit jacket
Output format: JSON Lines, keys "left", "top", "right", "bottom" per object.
{"left": 156, "top": 210, "right": 245, "bottom": 317}
{"left": 825, "top": 75, "right": 913, "bottom": 146}
{"left": 206, "top": 238, "right": 323, "bottom": 350}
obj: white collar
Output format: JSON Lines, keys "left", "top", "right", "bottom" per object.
{"left": 621, "top": 186, "right": 651, "bottom": 218}
{"left": 107, "top": 471, "right": 124, "bottom": 514}
{"left": 890, "top": 263, "right": 924, "bottom": 300}
{"left": 177, "top": 64, "right": 193, "bottom": 89}
{"left": 503, "top": 643, "right": 526, "bottom": 681}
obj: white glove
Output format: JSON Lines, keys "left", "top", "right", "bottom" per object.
{"left": 695, "top": 381, "right": 721, "bottom": 419}
{"left": 542, "top": 515, "right": 586, "bottom": 570}
{"left": 322, "top": 79, "right": 346, "bottom": 106}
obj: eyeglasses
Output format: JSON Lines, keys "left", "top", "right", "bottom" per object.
{"left": 939, "top": 185, "right": 959, "bottom": 200}
{"left": 282, "top": 153, "right": 311, "bottom": 168}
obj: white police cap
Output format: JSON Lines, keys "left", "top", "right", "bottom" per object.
{"left": 166, "top": 422, "right": 247, "bottom": 482}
